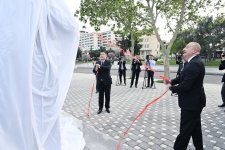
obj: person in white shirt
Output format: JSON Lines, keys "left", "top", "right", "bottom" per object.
{"left": 146, "top": 55, "right": 156, "bottom": 88}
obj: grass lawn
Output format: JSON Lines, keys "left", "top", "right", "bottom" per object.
{"left": 158, "top": 59, "right": 221, "bottom": 67}
{"left": 76, "top": 59, "right": 221, "bottom": 67}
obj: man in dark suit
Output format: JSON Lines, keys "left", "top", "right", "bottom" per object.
{"left": 218, "top": 52, "right": 225, "bottom": 109}
{"left": 93, "top": 52, "right": 112, "bottom": 114}
{"left": 118, "top": 56, "right": 127, "bottom": 85}
{"left": 166, "top": 42, "right": 206, "bottom": 150}
{"left": 130, "top": 55, "right": 142, "bottom": 88}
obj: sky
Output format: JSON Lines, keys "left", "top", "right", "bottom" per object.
{"left": 65, "top": 0, "right": 112, "bottom": 32}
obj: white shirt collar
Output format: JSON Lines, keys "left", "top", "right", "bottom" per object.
{"left": 187, "top": 55, "right": 196, "bottom": 63}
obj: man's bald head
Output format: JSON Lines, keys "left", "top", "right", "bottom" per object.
{"left": 182, "top": 42, "right": 201, "bottom": 61}
{"left": 188, "top": 42, "right": 201, "bottom": 54}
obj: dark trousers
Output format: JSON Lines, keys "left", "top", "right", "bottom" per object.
{"left": 221, "top": 82, "right": 225, "bottom": 104}
{"left": 174, "top": 109, "right": 203, "bottom": 150}
{"left": 98, "top": 82, "right": 111, "bottom": 110}
{"left": 131, "top": 71, "right": 140, "bottom": 86}
{"left": 147, "top": 70, "right": 154, "bottom": 87}
{"left": 96, "top": 76, "right": 99, "bottom": 92}
{"left": 119, "top": 69, "right": 126, "bottom": 84}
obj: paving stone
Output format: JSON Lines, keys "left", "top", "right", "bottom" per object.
{"left": 126, "top": 140, "right": 139, "bottom": 147}
{"left": 138, "top": 142, "right": 150, "bottom": 149}
{"left": 63, "top": 73, "right": 225, "bottom": 150}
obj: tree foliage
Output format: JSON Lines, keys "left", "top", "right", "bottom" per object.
{"left": 79, "top": 0, "right": 223, "bottom": 77}
{"left": 79, "top": 0, "right": 152, "bottom": 55}
{"left": 116, "top": 34, "right": 142, "bottom": 55}
{"left": 172, "top": 16, "right": 225, "bottom": 59}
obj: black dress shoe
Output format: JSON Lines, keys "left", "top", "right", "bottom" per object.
{"left": 130, "top": 85, "right": 132, "bottom": 88}
{"left": 135, "top": 85, "right": 137, "bottom": 88}
{"left": 106, "top": 109, "right": 110, "bottom": 113}
{"left": 218, "top": 104, "right": 225, "bottom": 107}
{"left": 97, "top": 109, "right": 102, "bottom": 114}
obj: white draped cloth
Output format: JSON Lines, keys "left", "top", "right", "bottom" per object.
{"left": 0, "top": 0, "right": 81, "bottom": 149}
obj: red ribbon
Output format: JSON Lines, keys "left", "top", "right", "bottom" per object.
{"left": 86, "top": 82, "right": 95, "bottom": 117}
{"left": 116, "top": 89, "right": 169, "bottom": 150}
{"left": 85, "top": 68, "right": 98, "bottom": 117}
{"left": 82, "top": 35, "right": 171, "bottom": 149}
{"left": 94, "top": 35, "right": 172, "bottom": 149}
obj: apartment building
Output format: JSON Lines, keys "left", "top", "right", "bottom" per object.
{"left": 139, "top": 34, "right": 160, "bottom": 59}
{"left": 79, "top": 31, "right": 117, "bottom": 51}
{"left": 79, "top": 31, "right": 161, "bottom": 59}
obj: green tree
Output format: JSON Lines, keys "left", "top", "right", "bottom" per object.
{"left": 137, "top": 0, "right": 222, "bottom": 77}
{"left": 173, "top": 16, "right": 225, "bottom": 60}
{"left": 99, "top": 46, "right": 106, "bottom": 52}
{"left": 116, "top": 34, "right": 142, "bottom": 55}
{"left": 89, "top": 50, "right": 100, "bottom": 58}
{"left": 116, "top": 35, "right": 131, "bottom": 55}
{"left": 79, "top": 0, "right": 152, "bottom": 55}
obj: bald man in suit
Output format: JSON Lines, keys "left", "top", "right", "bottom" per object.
{"left": 166, "top": 42, "right": 206, "bottom": 150}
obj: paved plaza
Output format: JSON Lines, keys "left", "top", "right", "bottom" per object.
{"left": 63, "top": 72, "right": 225, "bottom": 150}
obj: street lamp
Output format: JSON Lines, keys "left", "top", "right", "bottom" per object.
{"left": 209, "top": 43, "right": 212, "bottom": 61}
{"left": 209, "top": 43, "right": 212, "bottom": 49}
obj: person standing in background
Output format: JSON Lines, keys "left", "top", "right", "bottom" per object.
{"left": 130, "top": 55, "right": 142, "bottom": 88}
{"left": 146, "top": 55, "right": 156, "bottom": 88}
{"left": 118, "top": 56, "right": 127, "bottom": 85}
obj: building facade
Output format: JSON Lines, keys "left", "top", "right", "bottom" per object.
{"left": 79, "top": 31, "right": 161, "bottom": 59}
{"left": 139, "top": 34, "right": 160, "bottom": 59}
{"left": 79, "top": 31, "right": 118, "bottom": 51}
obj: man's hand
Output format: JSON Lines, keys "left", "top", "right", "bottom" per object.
{"left": 95, "top": 64, "right": 100, "bottom": 71}
{"left": 165, "top": 79, "right": 171, "bottom": 84}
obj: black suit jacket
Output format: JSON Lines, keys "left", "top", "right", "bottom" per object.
{"left": 219, "top": 60, "right": 225, "bottom": 82}
{"left": 93, "top": 60, "right": 112, "bottom": 85}
{"left": 170, "top": 55, "right": 206, "bottom": 111}
{"left": 131, "top": 59, "right": 142, "bottom": 72}
{"left": 118, "top": 60, "right": 127, "bottom": 71}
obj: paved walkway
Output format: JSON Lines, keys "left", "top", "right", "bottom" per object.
{"left": 63, "top": 73, "right": 225, "bottom": 150}
{"left": 75, "top": 61, "right": 224, "bottom": 75}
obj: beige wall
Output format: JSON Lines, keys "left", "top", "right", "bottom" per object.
{"left": 140, "top": 34, "right": 160, "bottom": 59}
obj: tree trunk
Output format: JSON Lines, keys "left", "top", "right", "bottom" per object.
{"left": 162, "top": 46, "right": 170, "bottom": 78}
{"left": 130, "top": 32, "right": 135, "bottom": 55}
{"left": 129, "top": 32, "right": 135, "bottom": 78}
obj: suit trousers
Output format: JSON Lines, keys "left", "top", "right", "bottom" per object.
{"left": 131, "top": 71, "right": 140, "bottom": 86}
{"left": 96, "top": 76, "right": 99, "bottom": 92}
{"left": 221, "top": 82, "right": 225, "bottom": 104}
{"left": 147, "top": 70, "right": 154, "bottom": 87}
{"left": 99, "top": 82, "right": 111, "bottom": 110}
{"left": 119, "top": 70, "right": 126, "bottom": 84}
{"left": 174, "top": 109, "right": 203, "bottom": 150}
